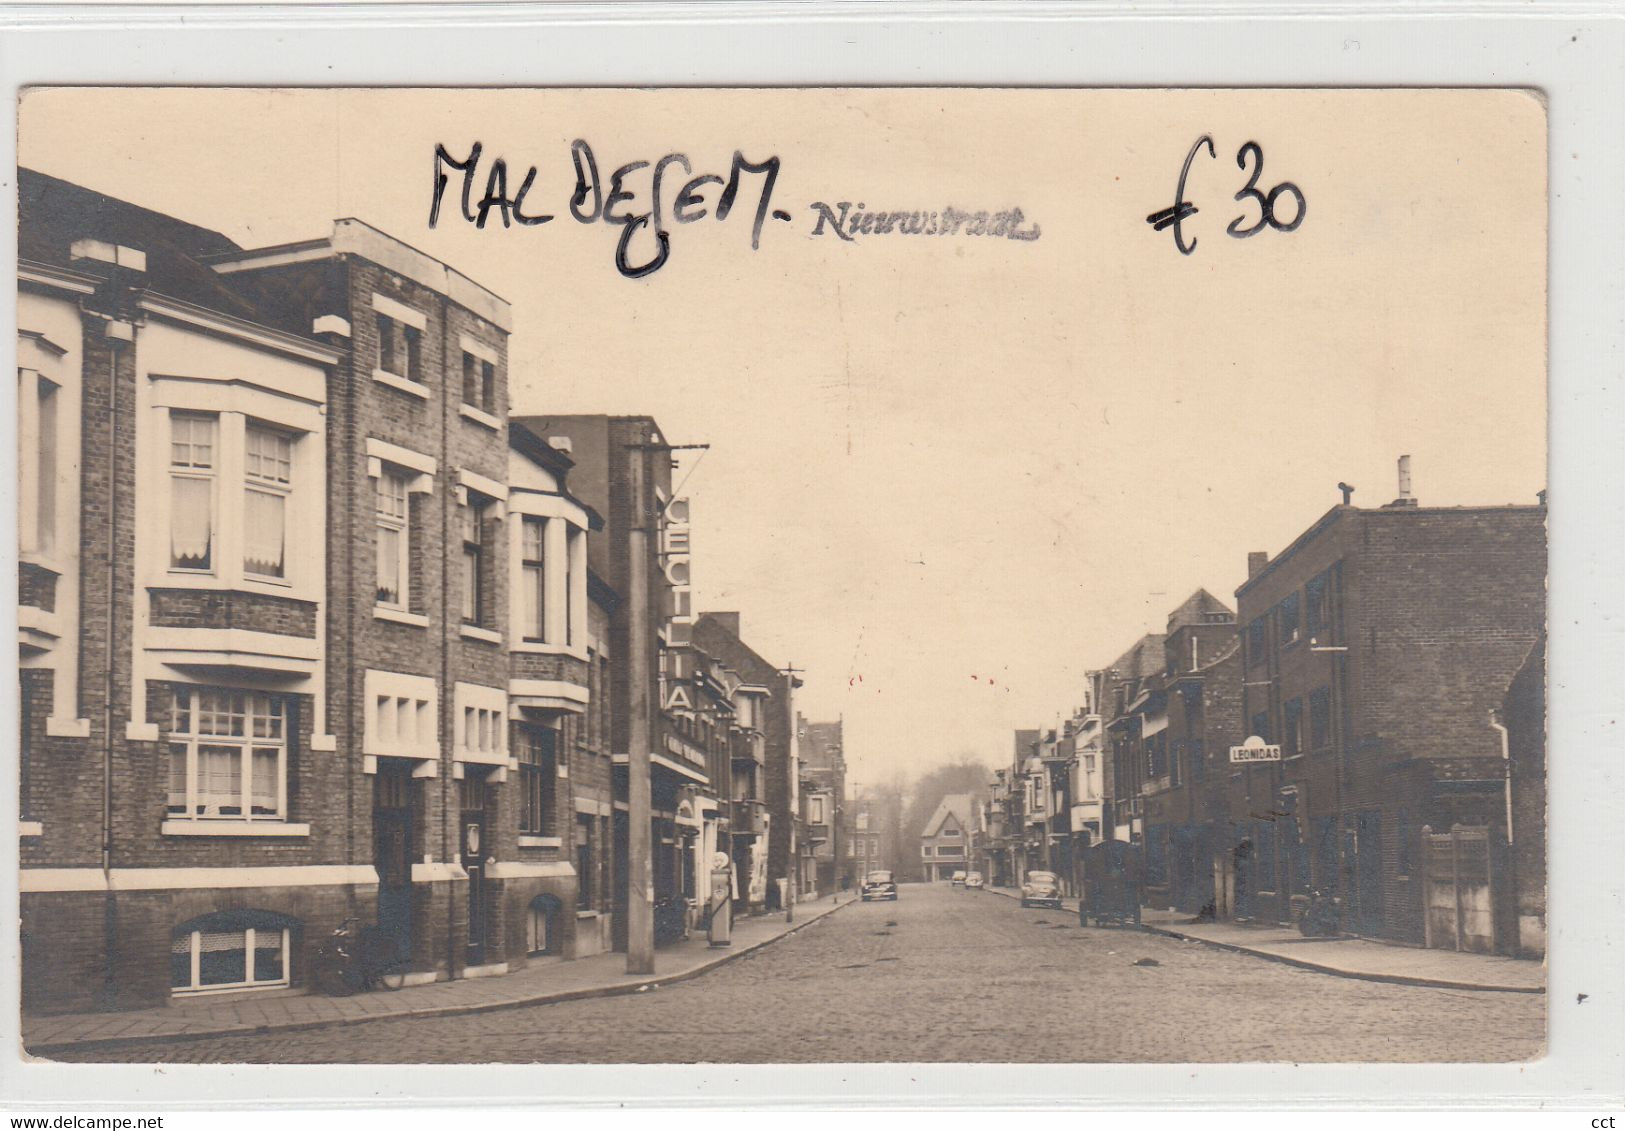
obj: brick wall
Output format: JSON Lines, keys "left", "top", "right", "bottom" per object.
{"left": 1231, "top": 504, "right": 1545, "bottom": 938}
{"left": 19, "top": 561, "right": 57, "bottom": 612}
{"left": 147, "top": 589, "right": 317, "bottom": 636}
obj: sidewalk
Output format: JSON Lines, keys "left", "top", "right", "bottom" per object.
{"left": 986, "top": 885, "right": 1543, "bottom": 994}
{"left": 24, "top": 896, "right": 854, "bottom": 1058}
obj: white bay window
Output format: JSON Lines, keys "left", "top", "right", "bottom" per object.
{"left": 164, "top": 410, "right": 311, "bottom": 586}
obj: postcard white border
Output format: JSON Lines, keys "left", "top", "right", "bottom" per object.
{"left": 0, "top": 0, "right": 1620, "bottom": 1111}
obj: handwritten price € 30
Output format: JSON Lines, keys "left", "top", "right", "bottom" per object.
{"left": 1146, "top": 135, "right": 1306, "bottom": 255}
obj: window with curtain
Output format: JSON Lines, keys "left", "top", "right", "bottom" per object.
{"left": 170, "top": 413, "right": 216, "bottom": 572}
{"left": 166, "top": 686, "right": 288, "bottom": 821}
{"left": 243, "top": 425, "right": 292, "bottom": 579}
{"left": 522, "top": 517, "right": 546, "bottom": 641}
{"left": 171, "top": 910, "right": 295, "bottom": 995}
{"left": 375, "top": 471, "right": 410, "bottom": 608}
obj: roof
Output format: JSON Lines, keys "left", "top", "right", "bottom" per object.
{"left": 18, "top": 167, "right": 259, "bottom": 319}
{"left": 1235, "top": 502, "right": 1546, "bottom": 600}
{"left": 691, "top": 613, "right": 783, "bottom": 689}
{"left": 1166, "top": 588, "right": 1234, "bottom": 632}
{"left": 1013, "top": 729, "right": 1040, "bottom": 759}
{"left": 1108, "top": 633, "right": 1166, "bottom": 681}
{"left": 922, "top": 793, "right": 976, "bottom": 838}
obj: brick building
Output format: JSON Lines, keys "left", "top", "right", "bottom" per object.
{"left": 1501, "top": 631, "right": 1546, "bottom": 957}
{"left": 19, "top": 170, "right": 613, "bottom": 1012}
{"left": 514, "top": 415, "right": 726, "bottom": 947}
{"left": 1133, "top": 590, "right": 1242, "bottom": 916}
{"left": 690, "top": 611, "right": 797, "bottom": 913}
{"left": 1229, "top": 487, "right": 1545, "bottom": 945}
{"left": 796, "top": 715, "right": 844, "bottom": 895}
{"left": 841, "top": 791, "right": 897, "bottom": 885}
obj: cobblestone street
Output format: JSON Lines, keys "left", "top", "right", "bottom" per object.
{"left": 50, "top": 884, "right": 1544, "bottom": 1064}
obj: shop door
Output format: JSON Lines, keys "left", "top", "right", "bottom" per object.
{"left": 1352, "top": 810, "right": 1384, "bottom": 936}
{"left": 373, "top": 764, "right": 414, "bottom": 963}
{"left": 460, "top": 774, "right": 489, "bottom": 967}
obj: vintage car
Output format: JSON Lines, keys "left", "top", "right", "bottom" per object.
{"left": 861, "top": 870, "right": 898, "bottom": 901}
{"left": 963, "top": 871, "right": 986, "bottom": 890}
{"left": 1020, "top": 869, "right": 1064, "bottom": 909}
{"left": 950, "top": 870, "right": 968, "bottom": 886}
{"left": 1079, "top": 841, "right": 1143, "bottom": 927}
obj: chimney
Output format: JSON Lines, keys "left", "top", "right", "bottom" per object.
{"left": 704, "top": 611, "right": 741, "bottom": 636}
{"left": 1247, "top": 551, "right": 1269, "bottom": 579}
{"left": 1383, "top": 454, "right": 1419, "bottom": 508}
{"left": 70, "top": 238, "right": 147, "bottom": 275}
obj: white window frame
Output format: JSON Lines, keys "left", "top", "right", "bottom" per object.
{"left": 375, "top": 468, "right": 411, "bottom": 611}
{"left": 243, "top": 423, "right": 293, "bottom": 581}
{"left": 160, "top": 407, "right": 316, "bottom": 592}
{"left": 365, "top": 442, "right": 436, "bottom": 619}
{"left": 171, "top": 924, "right": 290, "bottom": 996}
{"left": 168, "top": 411, "right": 218, "bottom": 574}
{"left": 165, "top": 686, "right": 289, "bottom": 823}
{"left": 372, "top": 293, "right": 427, "bottom": 387}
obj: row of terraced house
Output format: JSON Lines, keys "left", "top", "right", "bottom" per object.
{"left": 17, "top": 168, "right": 836, "bottom": 1015}
{"left": 980, "top": 464, "right": 1547, "bottom": 958}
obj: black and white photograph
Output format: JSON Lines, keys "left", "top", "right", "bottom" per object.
{"left": 12, "top": 84, "right": 1555, "bottom": 1072}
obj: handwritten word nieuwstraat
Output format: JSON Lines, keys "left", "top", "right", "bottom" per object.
{"left": 809, "top": 202, "right": 1041, "bottom": 242}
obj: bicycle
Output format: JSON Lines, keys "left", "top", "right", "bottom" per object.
{"left": 311, "top": 917, "right": 411, "bottom": 995}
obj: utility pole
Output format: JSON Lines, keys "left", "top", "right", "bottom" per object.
{"left": 625, "top": 440, "right": 655, "bottom": 975}
{"left": 625, "top": 437, "right": 710, "bottom": 976}
{"left": 779, "top": 663, "right": 804, "bottom": 921}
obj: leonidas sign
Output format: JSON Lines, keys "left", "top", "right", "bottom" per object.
{"left": 1230, "top": 736, "right": 1283, "bottom": 764}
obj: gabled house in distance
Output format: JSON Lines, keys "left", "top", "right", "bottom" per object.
{"left": 919, "top": 793, "right": 977, "bottom": 882}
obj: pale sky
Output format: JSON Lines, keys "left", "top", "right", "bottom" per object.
{"left": 20, "top": 88, "right": 1547, "bottom": 790}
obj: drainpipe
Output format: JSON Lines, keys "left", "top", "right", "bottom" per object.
{"left": 1488, "top": 710, "right": 1513, "bottom": 845}
{"left": 99, "top": 311, "right": 134, "bottom": 1007}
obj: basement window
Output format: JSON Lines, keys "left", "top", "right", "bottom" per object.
{"left": 171, "top": 910, "right": 296, "bottom": 996}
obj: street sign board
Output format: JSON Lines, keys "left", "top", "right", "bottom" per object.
{"left": 1230, "top": 735, "right": 1283, "bottom": 763}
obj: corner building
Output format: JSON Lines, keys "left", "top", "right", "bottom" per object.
{"left": 1229, "top": 494, "right": 1545, "bottom": 946}
{"left": 18, "top": 170, "right": 602, "bottom": 1013}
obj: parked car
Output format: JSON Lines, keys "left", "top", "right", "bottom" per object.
{"left": 951, "top": 870, "right": 967, "bottom": 886}
{"left": 964, "top": 871, "right": 985, "bottom": 890}
{"left": 1021, "top": 870, "right": 1063, "bottom": 909}
{"left": 861, "top": 870, "right": 898, "bottom": 901}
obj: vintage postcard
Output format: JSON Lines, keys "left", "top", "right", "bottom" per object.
{"left": 15, "top": 87, "right": 1546, "bottom": 1066}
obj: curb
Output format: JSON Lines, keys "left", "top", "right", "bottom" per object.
{"left": 989, "top": 884, "right": 1540, "bottom": 995}
{"left": 26, "top": 899, "right": 854, "bottom": 1058}
{"left": 1137, "top": 921, "right": 1544, "bottom": 995}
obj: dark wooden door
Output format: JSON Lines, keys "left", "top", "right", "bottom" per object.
{"left": 461, "top": 774, "right": 488, "bottom": 966}
{"left": 373, "top": 764, "right": 414, "bottom": 963}
{"left": 1354, "top": 810, "right": 1384, "bottom": 936}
